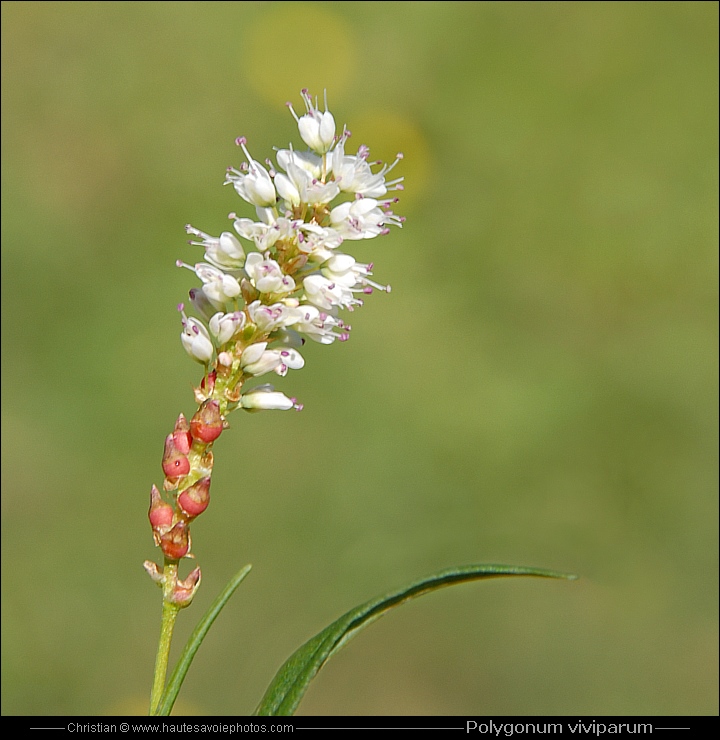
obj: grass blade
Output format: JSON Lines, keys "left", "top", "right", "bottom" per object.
{"left": 254, "top": 563, "right": 576, "bottom": 716}
{"left": 154, "top": 564, "right": 252, "bottom": 716}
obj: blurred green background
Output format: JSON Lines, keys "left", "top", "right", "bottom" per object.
{"left": 1, "top": 0, "right": 717, "bottom": 717}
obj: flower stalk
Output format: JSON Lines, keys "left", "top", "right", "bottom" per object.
{"left": 145, "top": 89, "right": 403, "bottom": 711}
{"left": 148, "top": 563, "right": 180, "bottom": 715}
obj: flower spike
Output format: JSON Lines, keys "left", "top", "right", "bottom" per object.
{"left": 149, "top": 90, "right": 403, "bottom": 615}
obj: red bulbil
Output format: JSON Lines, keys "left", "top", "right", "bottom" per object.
{"left": 178, "top": 477, "right": 211, "bottom": 519}
{"left": 159, "top": 521, "right": 190, "bottom": 561}
{"left": 148, "top": 484, "right": 174, "bottom": 530}
{"left": 190, "top": 400, "right": 224, "bottom": 444}
{"left": 172, "top": 414, "right": 192, "bottom": 455}
{"left": 162, "top": 434, "right": 190, "bottom": 480}
{"left": 200, "top": 370, "right": 216, "bottom": 396}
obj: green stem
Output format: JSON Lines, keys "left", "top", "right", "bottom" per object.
{"left": 149, "top": 562, "right": 181, "bottom": 715}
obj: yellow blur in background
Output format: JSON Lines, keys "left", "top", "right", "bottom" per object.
{"left": 1, "top": 1, "right": 717, "bottom": 716}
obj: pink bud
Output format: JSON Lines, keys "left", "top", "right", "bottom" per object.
{"left": 178, "top": 477, "right": 211, "bottom": 519}
{"left": 159, "top": 521, "right": 190, "bottom": 561}
{"left": 190, "top": 400, "right": 224, "bottom": 444}
{"left": 200, "top": 370, "right": 216, "bottom": 396}
{"left": 148, "top": 484, "right": 174, "bottom": 531}
{"left": 172, "top": 414, "right": 192, "bottom": 455}
{"left": 162, "top": 434, "right": 190, "bottom": 481}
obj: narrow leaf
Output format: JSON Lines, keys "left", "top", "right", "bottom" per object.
{"left": 254, "top": 563, "right": 576, "bottom": 716}
{"left": 154, "top": 564, "right": 252, "bottom": 716}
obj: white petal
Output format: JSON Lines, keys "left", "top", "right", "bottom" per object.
{"left": 241, "top": 342, "right": 268, "bottom": 366}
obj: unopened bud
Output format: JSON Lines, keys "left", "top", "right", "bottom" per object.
{"left": 201, "top": 370, "right": 217, "bottom": 395}
{"left": 159, "top": 521, "right": 191, "bottom": 561}
{"left": 169, "top": 566, "right": 202, "bottom": 607}
{"left": 240, "top": 386, "right": 296, "bottom": 411}
{"left": 149, "top": 484, "right": 174, "bottom": 533}
{"left": 162, "top": 434, "right": 190, "bottom": 481}
{"left": 178, "top": 477, "right": 211, "bottom": 519}
{"left": 172, "top": 414, "right": 192, "bottom": 455}
{"left": 190, "top": 400, "right": 225, "bottom": 444}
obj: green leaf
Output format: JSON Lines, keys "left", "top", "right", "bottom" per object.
{"left": 254, "top": 563, "right": 576, "bottom": 716}
{"left": 154, "top": 564, "right": 252, "bottom": 716}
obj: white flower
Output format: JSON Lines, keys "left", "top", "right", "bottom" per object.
{"left": 178, "top": 262, "right": 241, "bottom": 310}
{"left": 276, "top": 149, "right": 324, "bottom": 179}
{"left": 244, "top": 253, "right": 296, "bottom": 295}
{"left": 239, "top": 341, "right": 267, "bottom": 365}
{"left": 247, "top": 301, "right": 301, "bottom": 333}
{"left": 186, "top": 226, "right": 246, "bottom": 269}
{"left": 241, "top": 341, "right": 304, "bottom": 377}
{"left": 329, "top": 198, "right": 387, "bottom": 240}
{"left": 254, "top": 206, "right": 277, "bottom": 225}
{"left": 321, "top": 253, "right": 390, "bottom": 294}
{"left": 288, "top": 89, "right": 336, "bottom": 154}
{"left": 240, "top": 341, "right": 275, "bottom": 376}
{"left": 302, "top": 274, "right": 361, "bottom": 311}
{"left": 240, "top": 384, "right": 301, "bottom": 411}
{"left": 274, "top": 172, "right": 302, "bottom": 206}
{"left": 273, "top": 347, "right": 304, "bottom": 376}
{"left": 297, "top": 222, "right": 343, "bottom": 256}
{"left": 209, "top": 311, "right": 246, "bottom": 345}
{"left": 179, "top": 305, "right": 214, "bottom": 364}
{"left": 331, "top": 136, "right": 404, "bottom": 198}
{"left": 232, "top": 216, "right": 285, "bottom": 252}
{"left": 275, "top": 149, "right": 340, "bottom": 205}
{"left": 175, "top": 89, "right": 404, "bottom": 406}
{"left": 225, "top": 137, "right": 277, "bottom": 208}
{"left": 231, "top": 217, "right": 266, "bottom": 245}
{"left": 293, "top": 304, "right": 349, "bottom": 344}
